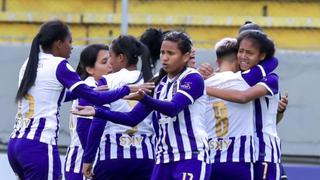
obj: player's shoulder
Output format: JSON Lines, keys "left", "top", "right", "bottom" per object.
{"left": 39, "top": 52, "right": 65, "bottom": 65}
{"left": 205, "top": 71, "right": 237, "bottom": 85}
{"left": 105, "top": 68, "right": 128, "bottom": 81}
{"left": 104, "top": 69, "right": 141, "bottom": 88}
{"left": 181, "top": 67, "right": 202, "bottom": 80}
{"left": 83, "top": 76, "right": 97, "bottom": 87}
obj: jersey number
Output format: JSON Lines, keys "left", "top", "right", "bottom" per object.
{"left": 182, "top": 172, "right": 194, "bottom": 180}
{"left": 124, "top": 100, "right": 138, "bottom": 135}
{"left": 213, "top": 101, "right": 229, "bottom": 137}
{"left": 17, "top": 94, "right": 35, "bottom": 128}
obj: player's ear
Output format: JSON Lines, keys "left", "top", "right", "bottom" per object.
{"left": 86, "top": 66, "right": 94, "bottom": 76}
{"left": 259, "top": 52, "right": 266, "bottom": 61}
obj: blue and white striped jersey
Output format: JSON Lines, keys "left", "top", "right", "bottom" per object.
{"left": 11, "top": 52, "right": 84, "bottom": 145}
{"left": 254, "top": 73, "right": 281, "bottom": 163}
{"left": 205, "top": 71, "right": 255, "bottom": 163}
{"left": 152, "top": 67, "right": 209, "bottom": 164}
{"left": 97, "top": 69, "right": 155, "bottom": 160}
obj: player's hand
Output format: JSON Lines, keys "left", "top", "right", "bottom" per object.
{"left": 70, "top": 106, "right": 96, "bottom": 116}
{"left": 278, "top": 91, "right": 288, "bottom": 113}
{"left": 198, "top": 63, "right": 214, "bottom": 80}
{"left": 124, "top": 89, "right": 145, "bottom": 101}
{"left": 94, "top": 85, "right": 109, "bottom": 91}
{"left": 128, "top": 82, "right": 155, "bottom": 93}
{"left": 82, "top": 163, "right": 94, "bottom": 179}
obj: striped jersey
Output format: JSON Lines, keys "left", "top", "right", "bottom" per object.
{"left": 97, "top": 68, "right": 154, "bottom": 160}
{"left": 152, "top": 67, "right": 209, "bottom": 164}
{"left": 254, "top": 73, "right": 281, "bottom": 163}
{"left": 205, "top": 71, "right": 255, "bottom": 163}
{"left": 65, "top": 76, "right": 102, "bottom": 174}
{"left": 11, "top": 52, "right": 84, "bottom": 145}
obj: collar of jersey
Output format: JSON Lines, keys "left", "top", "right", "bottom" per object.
{"left": 167, "top": 67, "right": 187, "bottom": 83}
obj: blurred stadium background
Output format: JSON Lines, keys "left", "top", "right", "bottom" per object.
{"left": 0, "top": 0, "right": 320, "bottom": 179}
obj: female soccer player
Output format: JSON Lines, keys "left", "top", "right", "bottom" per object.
{"left": 72, "top": 31, "right": 212, "bottom": 180}
{"left": 82, "top": 35, "right": 155, "bottom": 180}
{"left": 7, "top": 20, "right": 152, "bottom": 180}
{"left": 207, "top": 30, "right": 282, "bottom": 180}
{"left": 206, "top": 37, "right": 278, "bottom": 180}
{"left": 64, "top": 44, "right": 111, "bottom": 180}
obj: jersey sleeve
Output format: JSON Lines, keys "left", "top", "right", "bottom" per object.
{"left": 76, "top": 117, "right": 92, "bottom": 148}
{"left": 177, "top": 73, "right": 205, "bottom": 104}
{"left": 75, "top": 87, "right": 95, "bottom": 148}
{"left": 64, "top": 91, "right": 78, "bottom": 102}
{"left": 139, "top": 73, "right": 204, "bottom": 117}
{"left": 94, "top": 102, "right": 152, "bottom": 127}
{"left": 56, "top": 60, "right": 84, "bottom": 91}
{"left": 82, "top": 105, "right": 109, "bottom": 163}
{"left": 56, "top": 60, "right": 130, "bottom": 105}
{"left": 242, "top": 57, "right": 278, "bottom": 86}
{"left": 257, "top": 73, "right": 279, "bottom": 96}
{"left": 82, "top": 117, "right": 107, "bottom": 163}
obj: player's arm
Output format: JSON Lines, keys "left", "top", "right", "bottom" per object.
{"left": 139, "top": 73, "right": 204, "bottom": 117}
{"left": 198, "top": 63, "right": 214, "bottom": 80}
{"left": 72, "top": 102, "right": 152, "bottom": 128}
{"left": 207, "top": 73, "right": 279, "bottom": 104}
{"left": 56, "top": 60, "right": 152, "bottom": 105}
{"left": 242, "top": 57, "right": 278, "bottom": 86}
{"left": 64, "top": 91, "right": 78, "bottom": 102}
{"left": 276, "top": 92, "right": 288, "bottom": 124}
{"left": 82, "top": 106, "right": 108, "bottom": 163}
{"left": 207, "top": 85, "right": 267, "bottom": 104}
{"left": 75, "top": 96, "right": 100, "bottom": 148}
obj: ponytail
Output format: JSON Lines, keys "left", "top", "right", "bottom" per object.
{"left": 138, "top": 42, "right": 153, "bottom": 82}
{"left": 15, "top": 20, "right": 71, "bottom": 102}
{"left": 75, "top": 62, "right": 87, "bottom": 80}
{"left": 111, "top": 35, "right": 153, "bottom": 82}
{"left": 15, "top": 34, "right": 41, "bottom": 102}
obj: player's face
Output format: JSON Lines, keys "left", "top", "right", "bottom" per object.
{"left": 87, "top": 50, "right": 111, "bottom": 81}
{"left": 160, "top": 40, "right": 189, "bottom": 78}
{"left": 188, "top": 47, "right": 196, "bottom": 68}
{"left": 59, "top": 34, "right": 73, "bottom": 59}
{"left": 237, "top": 38, "right": 266, "bottom": 71}
{"left": 109, "top": 49, "right": 124, "bottom": 73}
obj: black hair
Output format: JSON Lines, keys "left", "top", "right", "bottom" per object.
{"left": 140, "top": 28, "right": 164, "bottom": 69}
{"left": 111, "top": 35, "right": 153, "bottom": 82}
{"left": 153, "top": 31, "right": 193, "bottom": 87}
{"left": 76, "top": 44, "right": 109, "bottom": 80}
{"left": 15, "top": 20, "right": 70, "bottom": 102}
{"left": 215, "top": 38, "right": 238, "bottom": 60}
{"left": 237, "top": 30, "right": 275, "bottom": 59}
{"left": 238, "top": 21, "right": 263, "bottom": 34}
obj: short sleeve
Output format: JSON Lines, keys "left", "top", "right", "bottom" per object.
{"left": 257, "top": 73, "right": 279, "bottom": 96}
{"left": 56, "top": 60, "right": 84, "bottom": 90}
{"left": 177, "top": 73, "right": 204, "bottom": 104}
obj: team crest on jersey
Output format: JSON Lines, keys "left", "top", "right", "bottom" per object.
{"left": 180, "top": 82, "right": 192, "bottom": 90}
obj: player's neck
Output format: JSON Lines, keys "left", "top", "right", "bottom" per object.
{"left": 219, "top": 63, "right": 237, "bottom": 73}
{"left": 126, "top": 64, "right": 137, "bottom": 71}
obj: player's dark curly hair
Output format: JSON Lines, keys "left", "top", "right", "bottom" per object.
{"left": 237, "top": 30, "right": 275, "bottom": 59}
